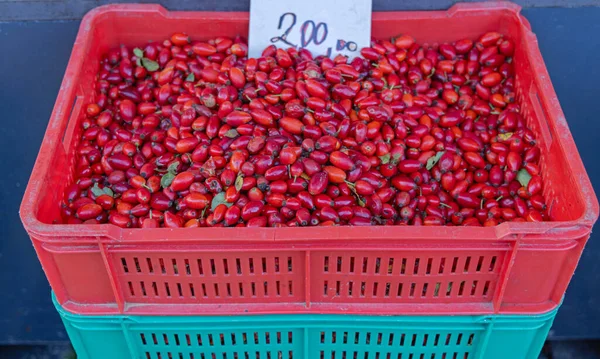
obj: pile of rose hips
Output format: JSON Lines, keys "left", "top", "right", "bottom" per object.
{"left": 62, "top": 31, "right": 548, "bottom": 228}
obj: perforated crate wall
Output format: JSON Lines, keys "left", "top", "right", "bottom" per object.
{"left": 54, "top": 295, "right": 557, "bottom": 359}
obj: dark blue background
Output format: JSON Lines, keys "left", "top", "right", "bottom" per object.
{"left": 1, "top": 6, "right": 599, "bottom": 343}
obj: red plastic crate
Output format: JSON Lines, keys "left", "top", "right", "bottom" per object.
{"left": 20, "top": 2, "right": 598, "bottom": 316}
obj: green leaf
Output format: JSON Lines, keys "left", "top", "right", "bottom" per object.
{"left": 185, "top": 73, "right": 195, "bottom": 82}
{"left": 141, "top": 57, "right": 160, "bottom": 72}
{"left": 426, "top": 151, "right": 445, "bottom": 170}
{"left": 223, "top": 129, "right": 239, "bottom": 138}
{"left": 517, "top": 168, "right": 532, "bottom": 187}
{"left": 167, "top": 161, "right": 180, "bottom": 174}
{"left": 103, "top": 187, "right": 114, "bottom": 197}
{"left": 133, "top": 48, "right": 144, "bottom": 58}
{"left": 90, "top": 183, "right": 105, "bottom": 197}
{"left": 344, "top": 180, "right": 365, "bottom": 207}
{"left": 234, "top": 174, "right": 244, "bottom": 192}
{"left": 211, "top": 192, "right": 234, "bottom": 211}
{"left": 136, "top": 58, "right": 142, "bottom": 67}
{"left": 391, "top": 153, "right": 402, "bottom": 164}
{"left": 161, "top": 172, "right": 175, "bottom": 189}
{"left": 357, "top": 197, "right": 366, "bottom": 207}
{"left": 427, "top": 68, "right": 436, "bottom": 79}
{"left": 379, "top": 153, "right": 391, "bottom": 165}
{"left": 498, "top": 132, "right": 513, "bottom": 141}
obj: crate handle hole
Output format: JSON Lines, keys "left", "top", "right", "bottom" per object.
{"left": 61, "top": 95, "right": 84, "bottom": 150}
{"left": 531, "top": 90, "right": 553, "bottom": 150}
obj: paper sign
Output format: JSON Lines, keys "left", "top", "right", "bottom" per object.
{"left": 249, "top": 0, "right": 372, "bottom": 58}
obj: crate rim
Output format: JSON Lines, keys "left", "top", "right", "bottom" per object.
{"left": 52, "top": 293, "right": 560, "bottom": 325}
{"left": 19, "top": 1, "right": 599, "bottom": 243}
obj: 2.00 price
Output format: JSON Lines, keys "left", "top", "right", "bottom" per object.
{"left": 270, "top": 12, "right": 357, "bottom": 55}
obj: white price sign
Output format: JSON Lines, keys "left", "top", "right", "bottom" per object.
{"left": 248, "top": 0, "right": 372, "bottom": 58}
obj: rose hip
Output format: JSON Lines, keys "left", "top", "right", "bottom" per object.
{"left": 61, "top": 31, "right": 546, "bottom": 228}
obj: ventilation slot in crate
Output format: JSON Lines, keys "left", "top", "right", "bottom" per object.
{"left": 312, "top": 251, "right": 503, "bottom": 304}
{"left": 313, "top": 329, "right": 478, "bottom": 359}
{"left": 136, "top": 329, "right": 297, "bottom": 359}
{"left": 116, "top": 252, "right": 305, "bottom": 304}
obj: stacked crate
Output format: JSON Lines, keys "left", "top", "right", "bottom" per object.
{"left": 21, "top": 2, "right": 597, "bottom": 359}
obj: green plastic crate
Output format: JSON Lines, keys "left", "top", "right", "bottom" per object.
{"left": 54, "top": 296, "right": 556, "bottom": 359}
